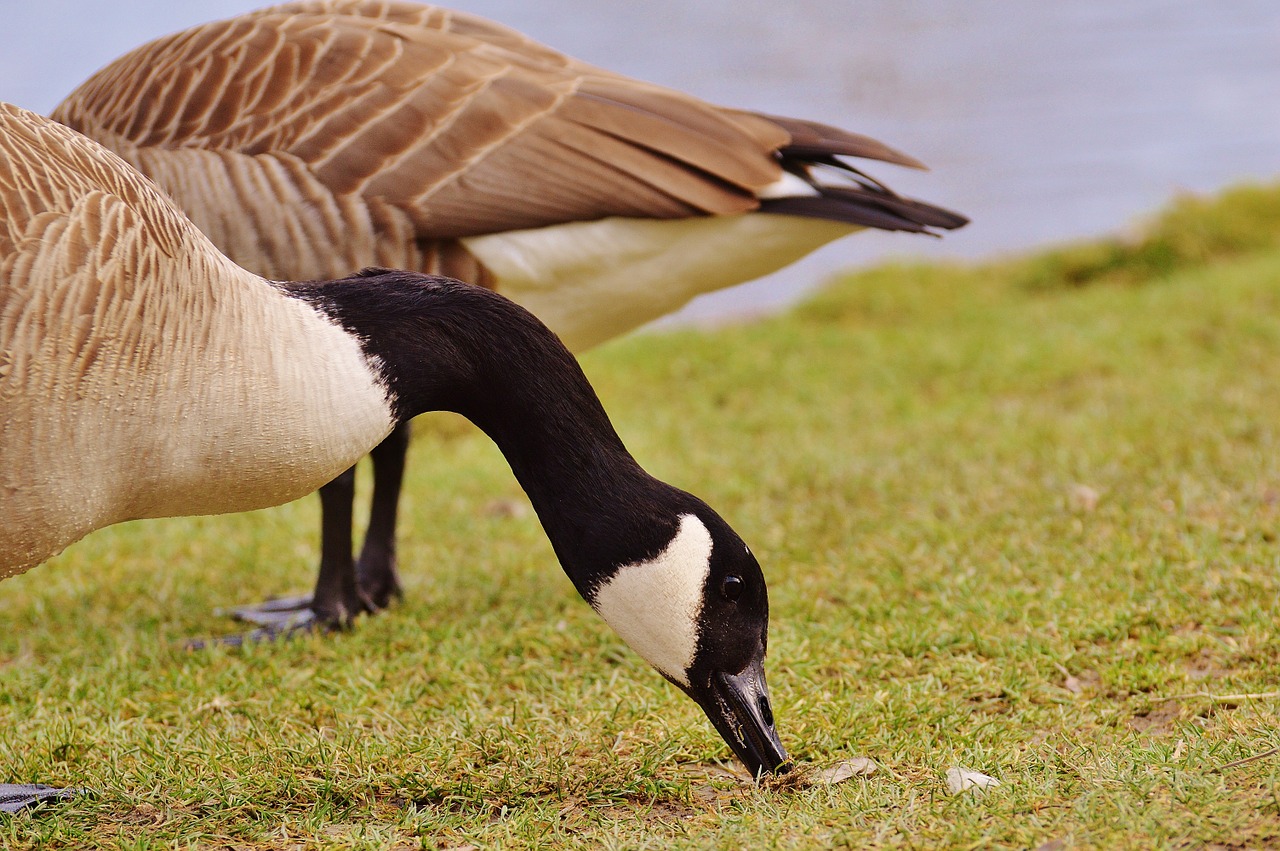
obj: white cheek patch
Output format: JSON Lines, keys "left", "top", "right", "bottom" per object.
{"left": 591, "top": 514, "right": 713, "bottom": 687}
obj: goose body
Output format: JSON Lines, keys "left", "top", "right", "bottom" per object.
{"left": 53, "top": 0, "right": 966, "bottom": 628}
{"left": 0, "top": 102, "right": 786, "bottom": 808}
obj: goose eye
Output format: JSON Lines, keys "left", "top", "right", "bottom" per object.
{"left": 721, "top": 574, "right": 744, "bottom": 602}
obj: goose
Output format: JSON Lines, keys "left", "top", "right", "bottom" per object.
{"left": 53, "top": 0, "right": 966, "bottom": 634}
{"left": 0, "top": 101, "right": 787, "bottom": 811}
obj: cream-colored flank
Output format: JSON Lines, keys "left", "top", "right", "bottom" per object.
{"left": 466, "top": 213, "right": 854, "bottom": 350}
{"left": 0, "top": 103, "right": 394, "bottom": 578}
{"left": 592, "top": 515, "right": 714, "bottom": 687}
{"left": 52, "top": 0, "right": 918, "bottom": 351}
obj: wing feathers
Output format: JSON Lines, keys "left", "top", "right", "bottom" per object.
{"left": 52, "top": 1, "right": 965, "bottom": 270}
{"left": 761, "top": 186, "right": 969, "bottom": 233}
{"left": 764, "top": 113, "right": 929, "bottom": 170}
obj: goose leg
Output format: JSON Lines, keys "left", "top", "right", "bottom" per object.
{"left": 0, "top": 784, "right": 76, "bottom": 813}
{"left": 308, "top": 465, "right": 377, "bottom": 627}
{"left": 224, "top": 421, "right": 409, "bottom": 629}
{"left": 218, "top": 466, "right": 374, "bottom": 637}
{"left": 355, "top": 422, "right": 409, "bottom": 609}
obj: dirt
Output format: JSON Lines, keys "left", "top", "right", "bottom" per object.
{"left": 1128, "top": 700, "right": 1183, "bottom": 735}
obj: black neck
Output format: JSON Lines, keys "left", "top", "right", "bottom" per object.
{"left": 288, "top": 270, "right": 685, "bottom": 597}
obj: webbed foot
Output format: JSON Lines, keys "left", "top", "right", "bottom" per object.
{"left": 219, "top": 594, "right": 313, "bottom": 626}
{"left": 0, "top": 784, "right": 78, "bottom": 814}
{"left": 186, "top": 608, "right": 332, "bottom": 650}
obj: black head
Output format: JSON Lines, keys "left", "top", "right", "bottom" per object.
{"left": 587, "top": 501, "right": 789, "bottom": 776}
{"left": 682, "top": 508, "right": 789, "bottom": 777}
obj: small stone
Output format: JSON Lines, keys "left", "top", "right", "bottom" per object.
{"left": 945, "top": 766, "right": 1001, "bottom": 794}
{"left": 1068, "top": 483, "right": 1100, "bottom": 512}
{"left": 813, "top": 757, "right": 877, "bottom": 784}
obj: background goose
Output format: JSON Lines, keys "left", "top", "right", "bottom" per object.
{"left": 0, "top": 101, "right": 786, "bottom": 810}
{"left": 53, "top": 0, "right": 967, "bottom": 632}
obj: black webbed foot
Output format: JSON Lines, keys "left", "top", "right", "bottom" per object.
{"left": 0, "top": 784, "right": 78, "bottom": 814}
{"left": 186, "top": 608, "right": 335, "bottom": 650}
{"left": 219, "top": 594, "right": 314, "bottom": 626}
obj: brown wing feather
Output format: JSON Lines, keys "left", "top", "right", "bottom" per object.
{"left": 761, "top": 114, "right": 930, "bottom": 170}
{"left": 52, "top": 0, "right": 963, "bottom": 281}
{"left": 54, "top": 3, "right": 795, "bottom": 237}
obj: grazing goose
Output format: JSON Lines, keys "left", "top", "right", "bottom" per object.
{"left": 54, "top": 0, "right": 967, "bottom": 632}
{"left": 0, "top": 102, "right": 786, "bottom": 811}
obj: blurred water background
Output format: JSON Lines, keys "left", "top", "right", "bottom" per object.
{"left": 4, "top": 1, "right": 1278, "bottom": 322}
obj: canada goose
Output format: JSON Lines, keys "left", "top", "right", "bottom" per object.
{"left": 54, "top": 0, "right": 966, "bottom": 633}
{"left": 0, "top": 102, "right": 786, "bottom": 810}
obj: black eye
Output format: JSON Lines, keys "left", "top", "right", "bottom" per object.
{"left": 721, "top": 574, "right": 744, "bottom": 601}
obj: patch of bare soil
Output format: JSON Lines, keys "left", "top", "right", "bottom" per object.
{"left": 1184, "top": 648, "right": 1230, "bottom": 681}
{"left": 602, "top": 797, "right": 700, "bottom": 827}
{"left": 1128, "top": 700, "right": 1183, "bottom": 735}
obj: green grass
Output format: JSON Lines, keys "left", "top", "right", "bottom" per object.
{"left": 6, "top": 183, "right": 1280, "bottom": 848}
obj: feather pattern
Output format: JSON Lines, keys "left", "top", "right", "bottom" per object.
{"left": 53, "top": 0, "right": 964, "bottom": 303}
{"left": 0, "top": 103, "right": 393, "bottom": 577}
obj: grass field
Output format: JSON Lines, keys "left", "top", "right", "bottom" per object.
{"left": 4, "top": 184, "right": 1280, "bottom": 848}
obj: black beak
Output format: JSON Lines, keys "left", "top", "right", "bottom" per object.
{"left": 686, "top": 656, "right": 789, "bottom": 776}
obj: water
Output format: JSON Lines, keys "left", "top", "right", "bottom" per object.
{"left": 4, "top": 1, "right": 1278, "bottom": 320}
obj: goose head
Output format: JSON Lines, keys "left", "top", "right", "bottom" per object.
{"left": 585, "top": 508, "right": 788, "bottom": 776}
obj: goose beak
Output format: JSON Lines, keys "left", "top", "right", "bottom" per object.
{"left": 687, "top": 657, "right": 790, "bottom": 776}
